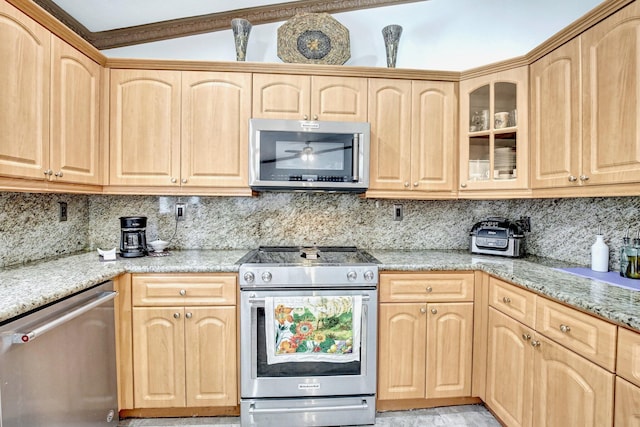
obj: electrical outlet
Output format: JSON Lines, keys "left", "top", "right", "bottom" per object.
{"left": 393, "top": 204, "right": 403, "bottom": 221}
{"left": 175, "top": 203, "right": 186, "bottom": 221}
{"left": 58, "top": 201, "right": 67, "bottom": 222}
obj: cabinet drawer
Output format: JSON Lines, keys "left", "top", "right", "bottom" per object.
{"left": 617, "top": 327, "right": 640, "bottom": 388}
{"left": 488, "top": 277, "right": 536, "bottom": 328}
{"left": 132, "top": 274, "right": 236, "bottom": 306}
{"left": 380, "top": 272, "right": 474, "bottom": 302}
{"left": 536, "top": 298, "right": 616, "bottom": 371}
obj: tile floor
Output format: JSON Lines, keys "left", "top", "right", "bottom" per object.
{"left": 118, "top": 404, "right": 501, "bottom": 426}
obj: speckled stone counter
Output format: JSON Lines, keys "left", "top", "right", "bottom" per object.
{"left": 2, "top": 249, "right": 639, "bottom": 332}
{"left": 371, "top": 250, "right": 640, "bottom": 331}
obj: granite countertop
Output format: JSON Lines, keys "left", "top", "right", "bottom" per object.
{"left": 2, "top": 249, "right": 639, "bottom": 332}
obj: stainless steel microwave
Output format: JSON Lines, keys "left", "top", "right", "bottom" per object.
{"left": 249, "top": 118, "right": 370, "bottom": 192}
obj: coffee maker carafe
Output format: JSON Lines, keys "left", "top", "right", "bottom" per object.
{"left": 119, "top": 216, "right": 148, "bottom": 257}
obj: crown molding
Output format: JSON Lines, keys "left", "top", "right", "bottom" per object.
{"left": 29, "top": 0, "right": 428, "bottom": 50}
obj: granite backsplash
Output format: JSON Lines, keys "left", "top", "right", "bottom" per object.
{"left": 2, "top": 191, "right": 639, "bottom": 271}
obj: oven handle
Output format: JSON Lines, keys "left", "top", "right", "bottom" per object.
{"left": 249, "top": 400, "right": 369, "bottom": 414}
{"left": 247, "top": 294, "right": 370, "bottom": 306}
{"left": 352, "top": 133, "right": 360, "bottom": 182}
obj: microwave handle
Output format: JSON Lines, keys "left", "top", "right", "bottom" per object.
{"left": 352, "top": 134, "right": 360, "bottom": 182}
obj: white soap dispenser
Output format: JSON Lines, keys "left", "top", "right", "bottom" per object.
{"left": 591, "top": 227, "right": 609, "bottom": 272}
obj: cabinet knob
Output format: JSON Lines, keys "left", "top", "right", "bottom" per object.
{"left": 559, "top": 324, "right": 571, "bottom": 333}
{"left": 579, "top": 175, "right": 589, "bottom": 182}
{"left": 171, "top": 178, "right": 178, "bottom": 183}
{"left": 420, "top": 307, "right": 427, "bottom": 314}
{"left": 502, "top": 296, "right": 511, "bottom": 304}
{"left": 179, "top": 289, "right": 186, "bottom": 296}
{"left": 530, "top": 340, "right": 541, "bottom": 348}
{"left": 54, "top": 171, "right": 63, "bottom": 177}
{"left": 173, "top": 312, "right": 180, "bottom": 319}
{"left": 431, "top": 308, "right": 438, "bottom": 315}
{"left": 303, "top": 115, "right": 309, "bottom": 120}
{"left": 181, "top": 178, "right": 187, "bottom": 184}
{"left": 426, "top": 286, "right": 433, "bottom": 293}
{"left": 404, "top": 181, "right": 410, "bottom": 188}
{"left": 313, "top": 115, "right": 318, "bottom": 120}
{"left": 522, "top": 333, "right": 531, "bottom": 341}
{"left": 44, "top": 169, "right": 53, "bottom": 176}
{"left": 185, "top": 312, "right": 192, "bottom": 319}
{"left": 461, "top": 183, "right": 467, "bottom": 188}
{"left": 413, "top": 182, "right": 419, "bottom": 187}
{"left": 568, "top": 175, "right": 577, "bottom": 182}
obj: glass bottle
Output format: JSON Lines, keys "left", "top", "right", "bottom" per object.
{"left": 620, "top": 228, "right": 630, "bottom": 277}
{"left": 627, "top": 231, "right": 640, "bottom": 279}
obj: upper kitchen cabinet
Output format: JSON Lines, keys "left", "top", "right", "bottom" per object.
{"left": 459, "top": 66, "right": 529, "bottom": 197}
{"left": 50, "top": 36, "right": 102, "bottom": 185}
{"left": 0, "top": 1, "right": 50, "bottom": 180}
{"left": 252, "top": 73, "right": 367, "bottom": 121}
{"left": 109, "top": 69, "right": 181, "bottom": 187}
{"left": 367, "top": 79, "right": 456, "bottom": 199}
{"left": 181, "top": 71, "right": 250, "bottom": 188}
{"left": 109, "top": 69, "right": 251, "bottom": 193}
{"left": 581, "top": 0, "right": 640, "bottom": 188}
{"left": 530, "top": 37, "right": 581, "bottom": 190}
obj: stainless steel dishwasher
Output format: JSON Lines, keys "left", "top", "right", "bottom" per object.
{"left": 0, "top": 280, "right": 118, "bottom": 427}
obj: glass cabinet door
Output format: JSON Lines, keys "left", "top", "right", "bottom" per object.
{"left": 460, "top": 66, "right": 528, "bottom": 192}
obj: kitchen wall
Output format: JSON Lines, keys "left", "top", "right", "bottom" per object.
{"left": 3, "top": 191, "right": 638, "bottom": 271}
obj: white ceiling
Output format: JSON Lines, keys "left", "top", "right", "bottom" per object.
{"left": 50, "top": 0, "right": 605, "bottom": 70}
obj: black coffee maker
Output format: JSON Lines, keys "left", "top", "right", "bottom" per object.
{"left": 119, "top": 216, "right": 148, "bottom": 257}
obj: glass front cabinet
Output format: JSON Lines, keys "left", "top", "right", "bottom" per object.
{"left": 459, "top": 66, "right": 529, "bottom": 195}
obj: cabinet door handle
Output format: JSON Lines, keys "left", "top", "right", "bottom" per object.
{"left": 530, "top": 340, "right": 541, "bottom": 348}
{"left": 181, "top": 178, "right": 187, "bottom": 184}
{"left": 404, "top": 181, "right": 410, "bottom": 188}
{"left": 430, "top": 308, "right": 438, "bottom": 315}
{"left": 303, "top": 115, "right": 309, "bottom": 120}
{"left": 559, "top": 324, "right": 571, "bottom": 333}
{"left": 44, "top": 169, "right": 53, "bottom": 176}
{"left": 413, "top": 182, "right": 419, "bottom": 187}
{"left": 185, "top": 312, "right": 192, "bottom": 319}
{"left": 426, "top": 286, "right": 433, "bottom": 293}
{"left": 502, "top": 297, "right": 511, "bottom": 304}
{"left": 522, "top": 333, "right": 531, "bottom": 341}
{"left": 420, "top": 307, "right": 427, "bottom": 314}
{"left": 171, "top": 177, "right": 178, "bottom": 183}
{"left": 54, "top": 171, "right": 63, "bottom": 177}
{"left": 579, "top": 175, "right": 590, "bottom": 181}
{"left": 173, "top": 312, "right": 181, "bottom": 319}
{"left": 179, "top": 289, "right": 186, "bottom": 296}
{"left": 460, "top": 183, "right": 467, "bottom": 188}
{"left": 568, "top": 175, "right": 577, "bottom": 182}
{"left": 313, "top": 114, "right": 318, "bottom": 120}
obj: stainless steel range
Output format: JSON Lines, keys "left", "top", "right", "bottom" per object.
{"left": 238, "top": 246, "right": 379, "bottom": 427}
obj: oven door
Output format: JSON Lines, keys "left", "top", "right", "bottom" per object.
{"left": 240, "top": 288, "right": 377, "bottom": 399}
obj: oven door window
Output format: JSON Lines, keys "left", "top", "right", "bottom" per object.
{"left": 256, "top": 307, "right": 361, "bottom": 377}
{"left": 259, "top": 131, "right": 355, "bottom": 182}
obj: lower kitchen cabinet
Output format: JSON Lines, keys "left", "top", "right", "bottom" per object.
{"left": 128, "top": 274, "right": 237, "bottom": 411}
{"left": 615, "top": 377, "right": 640, "bottom": 426}
{"left": 378, "top": 272, "right": 474, "bottom": 402}
{"left": 486, "top": 308, "right": 534, "bottom": 427}
{"left": 486, "top": 291, "right": 615, "bottom": 427}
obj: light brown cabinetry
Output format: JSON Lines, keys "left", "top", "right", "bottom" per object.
{"left": 130, "top": 274, "right": 237, "bottom": 410}
{"left": 485, "top": 278, "right": 615, "bottom": 427}
{"left": 252, "top": 73, "right": 367, "bottom": 121}
{"left": 0, "top": 3, "right": 102, "bottom": 186}
{"left": 109, "top": 69, "right": 251, "bottom": 191}
{"left": 0, "top": 0, "right": 50, "bottom": 181}
{"left": 530, "top": 37, "right": 581, "bottom": 190}
{"left": 615, "top": 327, "right": 640, "bottom": 426}
{"left": 378, "top": 272, "right": 474, "bottom": 402}
{"left": 581, "top": 0, "right": 640, "bottom": 187}
{"left": 50, "top": 36, "right": 102, "bottom": 185}
{"left": 459, "top": 66, "right": 529, "bottom": 196}
{"left": 367, "top": 79, "right": 456, "bottom": 198}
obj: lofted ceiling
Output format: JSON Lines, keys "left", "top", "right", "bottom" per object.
{"left": 41, "top": 0, "right": 427, "bottom": 49}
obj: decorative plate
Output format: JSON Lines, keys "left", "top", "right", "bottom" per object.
{"left": 277, "top": 13, "right": 350, "bottom": 65}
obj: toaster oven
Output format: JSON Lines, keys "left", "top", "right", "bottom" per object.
{"left": 469, "top": 217, "right": 527, "bottom": 257}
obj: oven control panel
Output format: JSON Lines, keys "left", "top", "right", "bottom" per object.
{"left": 239, "top": 265, "right": 378, "bottom": 288}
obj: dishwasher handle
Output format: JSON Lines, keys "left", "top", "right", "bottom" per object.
{"left": 12, "top": 291, "right": 118, "bottom": 344}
